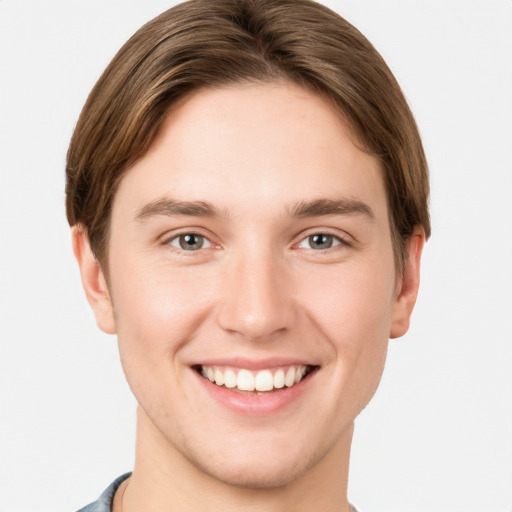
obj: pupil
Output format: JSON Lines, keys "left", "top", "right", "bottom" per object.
{"left": 180, "top": 234, "right": 203, "bottom": 250}
{"left": 310, "top": 234, "right": 332, "bottom": 249}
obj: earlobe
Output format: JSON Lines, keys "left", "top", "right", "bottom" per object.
{"left": 389, "top": 225, "right": 425, "bottom": 339}
{"left": 72, "top": 226, "right": 116, "bottom": 335}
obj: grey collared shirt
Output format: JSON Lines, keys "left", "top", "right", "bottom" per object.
{"left": 76, "top": 473, "right": 131, "bottom": 512}
{"left": 76, "top": 473, "right": 359, "bottom": 512}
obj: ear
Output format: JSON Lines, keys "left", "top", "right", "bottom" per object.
{"left": 389, "top": 225, "right": 425, "bottom": 339}
{"left": 72, "top": 226, "right": 116, "bottom": 335}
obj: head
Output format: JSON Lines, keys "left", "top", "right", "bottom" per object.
{"left": 67, "top": 0, "right": 429, "bottom": 493}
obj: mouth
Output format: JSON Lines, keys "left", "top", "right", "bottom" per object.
{"left": 194, "top": 364, "right": 317, "bottom": 395}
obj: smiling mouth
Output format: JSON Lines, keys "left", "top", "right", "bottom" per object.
{"left": 194, "top": 364, "right": 317, "bottom": 394}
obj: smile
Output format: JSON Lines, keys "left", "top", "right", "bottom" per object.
{"left": 197, "top": 365, "right": 314, "bottom": 393}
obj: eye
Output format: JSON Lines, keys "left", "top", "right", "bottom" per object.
{"left": 297, "top": 233, "right": 343, "bottom": 250}
{"left": 167, "top": 233, "right": 212, "bottom": 251}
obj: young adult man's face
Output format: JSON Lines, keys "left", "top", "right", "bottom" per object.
{"left": 76, "top": 81, "right": 422, "bottom": 489}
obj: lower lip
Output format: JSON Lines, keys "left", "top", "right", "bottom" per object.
{"left": 194, "top": 370, "right": 315, "bottom": 415}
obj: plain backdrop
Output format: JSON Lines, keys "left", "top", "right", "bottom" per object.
{"left": 1, "top": 1, "right": 511, "bottom": 511}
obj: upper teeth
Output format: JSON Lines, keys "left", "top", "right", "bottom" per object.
{"left": 200, "top": 365, "right": 308, "bottom": 392}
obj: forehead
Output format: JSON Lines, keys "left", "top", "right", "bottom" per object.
{"left": 113, "top": 81, "right": 387, "bottom": 221}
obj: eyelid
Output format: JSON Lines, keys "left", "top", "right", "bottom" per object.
{"left": 168, "top": 234, "right": 212, "bottom": 250}
{"left": 159, "top": 228, "right": 220, "bottom": 251}
{"left": 296, "top": 235, "right": 341, "bottom": 250}
{"left": 293, "top": 229, "right": 354, "bottom": 250}
{"left": 157, "top": 227, "right": 354, "bottom": 253}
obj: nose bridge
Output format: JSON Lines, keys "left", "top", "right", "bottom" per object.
{"left": 217, "top": 241, "right": 294, "bottom": 340}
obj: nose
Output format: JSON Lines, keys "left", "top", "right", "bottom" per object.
{"left": 216, "top": 247, "right": 296, "bottom": 341}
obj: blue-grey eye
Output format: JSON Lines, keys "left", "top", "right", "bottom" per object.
{"left": 169, "top": 233, "right": 210, "bottom": 251}
{"left": 298, "top": 233, "right": 341, "bottom": 250}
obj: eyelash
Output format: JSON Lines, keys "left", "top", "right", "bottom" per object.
{"left": 295, "top": 232, "right": 351, "bottom": 251}
{"left": 164, "top": 232, "right": 213, "bottom": 252}
{"left": 162, "top": 231, "right": 351, "bottom": 253}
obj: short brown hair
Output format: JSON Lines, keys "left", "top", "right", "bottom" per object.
{"left": 65, "top": 0, "right": 430, "bottom": 272}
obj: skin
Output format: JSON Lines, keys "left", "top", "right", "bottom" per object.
{"left": 73, "top": 81, "right": 424, "bottom": 512}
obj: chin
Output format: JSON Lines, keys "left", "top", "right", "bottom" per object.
{"left": 189, "top": 450, "right": 318, "bottom": 490}
{"left": 172, "top": 426, "right": 335, "bottom": 490}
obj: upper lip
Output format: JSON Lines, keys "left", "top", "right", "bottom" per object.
{"left": 191, "top": 357, "right": 318, "bottom": 371}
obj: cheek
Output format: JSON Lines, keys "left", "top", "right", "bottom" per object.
{"left": 301, "top": 259, "right": 396, "bottom": 341}
{"left": 299, "top": 259, "right": 395, "bottom": 401}
{"left": 110, "top": 258, "right": 217, "bottom": 360}
{"left": 109, "top": 260, "right": 219, "bottom": 414}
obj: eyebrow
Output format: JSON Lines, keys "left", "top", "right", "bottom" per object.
{"left": 288, "top": 198, "right": 375, "bottom": 220}
{"left": 135, "top": 196, "right": 375, "bottom": 222}
{"left": 135, "top": 198, "right": 223, "bottom": 221}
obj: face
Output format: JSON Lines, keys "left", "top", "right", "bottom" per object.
{"left": 77, "top": 81, "right": 422, "bottom": 488}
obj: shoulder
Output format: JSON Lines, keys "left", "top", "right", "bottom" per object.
{"left": 76, "top": 473, "right": 131, "bottom": 512}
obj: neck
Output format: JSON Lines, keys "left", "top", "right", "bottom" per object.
{"left": 122, "top": 406, "right": 353, "bottom": 512}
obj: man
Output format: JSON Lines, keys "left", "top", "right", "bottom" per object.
{"left": 67, "top": 0, "right": 430, "bottom": 510}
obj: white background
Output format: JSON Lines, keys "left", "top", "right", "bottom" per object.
{"left": 1, "top": 1, "right": 511, "bottom": 511}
